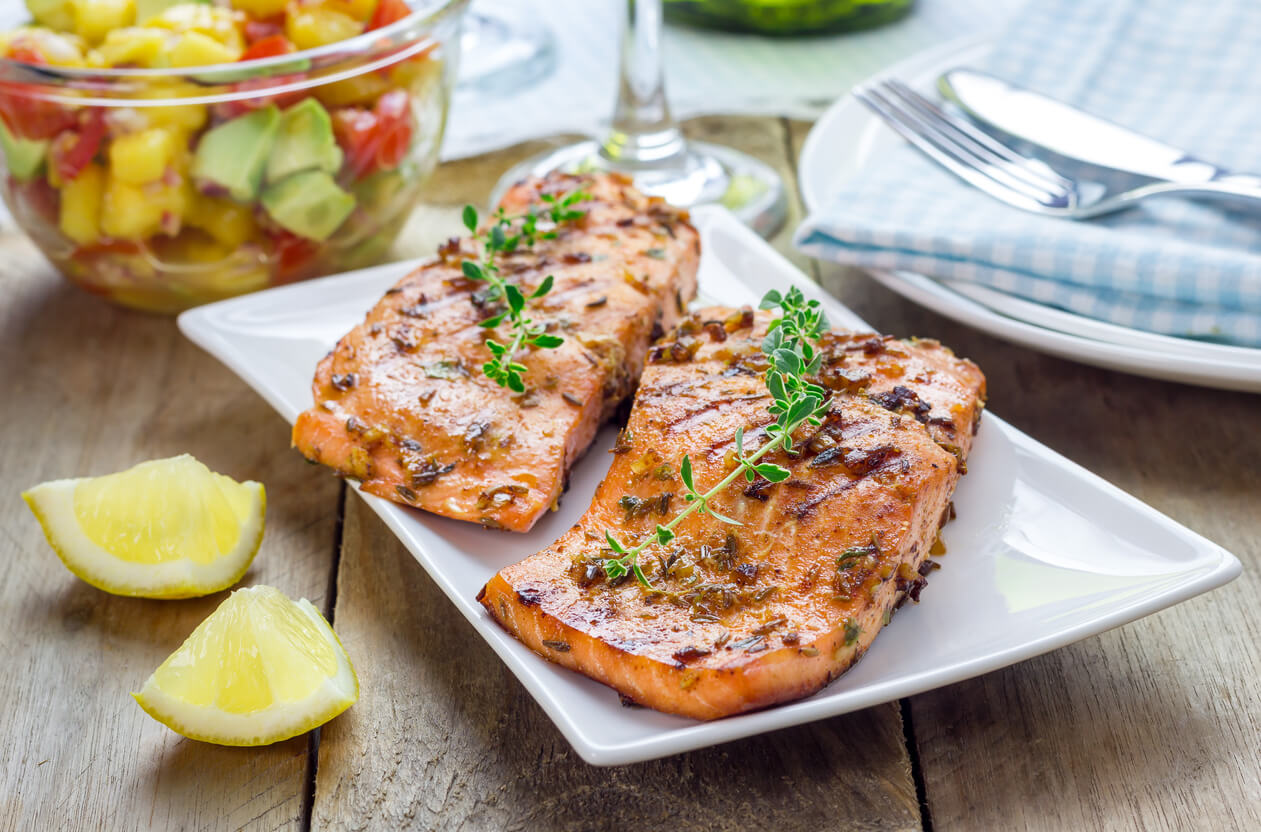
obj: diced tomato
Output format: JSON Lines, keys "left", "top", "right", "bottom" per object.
{"left": 371, "top": 90, "right": 413, "bottom": 170}
{"left": 333, "top": 107, "right": 378, "bottom": 180}
{"left": 333, "top": 90, "right": 413, "bottom": 180}
{"left": 270, "top": 230, "right": 320, "bottom": 283}
{"left": 245, "top": 16, "right": 286, "bottom": 45}
{"left": 0, "top": 45, "right": 78, "bottom": 140}
{"left": 239, "top": 34, "right": 295, "bottom": 62}
{"left": 219, "top": 36, "right": 303, "bottom": 117}
{"left": 375, "top": 121, "right": 410, "bottom": 169}
{"left": 368, "top": 0, "right": 412, "bottom": 31}
{"left": 375, "top": 88, "right": 408, "bottom": 122}
{"left": 7, "top": 45, "right": 44, "bottom": 65}
{"left": 217, "top": 75, "right": 308, "bottom": 119}
{"left": 52, "top": 108, "right": 106, "bottom": 182}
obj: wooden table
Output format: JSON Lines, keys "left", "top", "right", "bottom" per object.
{"left": 4, "top": 117, "right": 1259, "bottom": 831}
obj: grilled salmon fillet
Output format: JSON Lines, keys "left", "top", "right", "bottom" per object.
{"left": 479, "top": 307, "right": 986, "bottom": 719}
{"left": 291, "top": 173, "right": 699, "bottom": 532}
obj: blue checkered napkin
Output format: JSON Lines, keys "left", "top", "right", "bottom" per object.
{"left": 794, "top": 0, "right": 1261, "bottom": 347}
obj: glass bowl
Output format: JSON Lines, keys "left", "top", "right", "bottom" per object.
{"left": 0, "top": 0, "right": 467, "bottom": 313}
{"left": 663, "top": 0, "right": 914, "bottom": 35}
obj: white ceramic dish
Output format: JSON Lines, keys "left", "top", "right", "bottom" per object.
{"left": 179, "top": 205, "right": 1240, "bottom": 765}
{"left": 797, "top": 37, "right": 1261, "bottom": 393}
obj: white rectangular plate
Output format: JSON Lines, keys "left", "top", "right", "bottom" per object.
{"left": 180, "top": 205, "right": 1240, "bottom": 766}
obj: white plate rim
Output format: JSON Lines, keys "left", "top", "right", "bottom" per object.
{"left": 797, "top": 36, "right": 1261, "bottom": 393}
{"left": 179, "top": 205, "right": 1242, "bottom": 765}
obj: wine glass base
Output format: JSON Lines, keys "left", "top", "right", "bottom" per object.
{"left": 491, "top": 140, "right": 788, "bottom": 239}
{"left": 456, "top": 2, "right": 557, "bottom": 98}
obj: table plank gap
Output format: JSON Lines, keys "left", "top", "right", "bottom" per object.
{"left": 300, "top": 484, "right": 349, "bottom": 832}
{"left": 898, "top": 699, "right": 934, "bottom": 832}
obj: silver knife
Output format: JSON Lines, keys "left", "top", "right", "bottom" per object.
{"left": 938, "top": 68, "right": 1259, "bottom": 186}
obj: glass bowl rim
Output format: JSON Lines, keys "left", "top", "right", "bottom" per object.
{"left": 0, "top": 0, "right": 467, "bottom": 106}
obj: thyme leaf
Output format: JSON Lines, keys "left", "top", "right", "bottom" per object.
{"left": 602, "top": 287, "right": 831, "bottom": 588}
{"left": 460, "top": 188, "right": 590, "bottom": 391}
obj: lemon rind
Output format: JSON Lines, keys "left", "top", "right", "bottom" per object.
{"left": 133, "top": 598, "right": 359, "bottom": 746}
{"left": 22, "top": 477, "right": 265, "bottom": 599}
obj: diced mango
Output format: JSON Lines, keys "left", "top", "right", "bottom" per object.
{"left": 101, "top": 177, "right": 161, "bottom": 238}
{"left": 72, "top": 0, "right": 137, "bottom": 45}
{"left": 147, "top": 5, "right": 245, "bottom": 53}
{"left": 108, "top": 127, "right": 179, "bottom": 184}
{"left": 136, "top": 85, "right": 211, "bottom": 131}
{"left": 322, "top": 0, "right": 379, "bottom": 21}
{"left": 286, "top": 5, "right": 363, "bottom": 51}
{"left": 26, "top": 0, "right": 78, "bottom": 33}
{"left": 168, "top": 31, "right": 241, "bottom": 67}
{"left": 59, "top": 161, "right": 105, "bottom": 245}
{"left": 102, "top": 174, "right": 189, "bottom": 239}
{"left": 388, "top": 53, "right": 439, "bottom": 92}
{"left": 144, "top": 104, "right": 208, "bottom": 131}
{"left": 187, "top": 195, "right": 258, "bottom": 247}
{"left": 314, "top": 72, "right": 390, "bottom": 108}
{"left": 229, "top": 0, "right": 288, "bottom": 17}
{"left": 94, "top": 26, "right": 169, "bottom": 67}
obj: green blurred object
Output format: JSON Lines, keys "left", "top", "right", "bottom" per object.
{"left": 664, "top": 0, "right": 914, "bottom": 35}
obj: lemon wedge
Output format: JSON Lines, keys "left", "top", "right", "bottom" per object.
{"left": 133, "top": 585, "right": 358, "bottom": 746}
{"left": 22, "top": 454, "right": 265, "bottom": 598}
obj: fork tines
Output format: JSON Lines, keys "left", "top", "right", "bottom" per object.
{"left": 853, "top": 79, "right": 1076, "bottom": 211}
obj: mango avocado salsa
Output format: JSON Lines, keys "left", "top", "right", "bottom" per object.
{"left": 0, "top": 0, "right": 444, "bottom": 312}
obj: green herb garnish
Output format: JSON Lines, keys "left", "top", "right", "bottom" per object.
{"left": 460, "top": 189, "right": 589, "bottom": 392}
{"left": 603, "top": 286, "right": 831, "bottom": 588}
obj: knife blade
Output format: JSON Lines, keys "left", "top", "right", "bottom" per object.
{"left": 938, "top": 68, "right": 1234, "bottom": 185}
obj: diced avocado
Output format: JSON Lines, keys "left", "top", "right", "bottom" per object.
{"left": 136, "top": 0, "right": 209, "bottom": 24}
{"left": 0, "top": 118, "right": 48, "bottom": 181}
{"left": 192, "top": 105, "right": 280, "bottom": 202}
{"left": 261, "top": 170, "right": 356, "bottom": 242}
{"left": 265, "top": 99, "right": 343, "bottom": 185}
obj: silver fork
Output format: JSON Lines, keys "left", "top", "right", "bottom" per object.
{"left": 853, "top": 79, "right": 1261, "bottom": 219}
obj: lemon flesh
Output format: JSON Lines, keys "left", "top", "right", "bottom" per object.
{"left": 22, "top": 454, "right": 264, "bottom": 598}
{"left": 134, "top": 585, "right": 358, "bottom": 746}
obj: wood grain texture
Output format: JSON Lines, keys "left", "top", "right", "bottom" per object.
{"left": 788, "top": 117, "right": 1261, "bottom": 830}
{"left": 0, "top": 237, "right": 342, "bottom": 832}
{"left": 313, "top": 497, "right": 920, "bottom": 832}
{"left": 310, "top": 116, "right": 922, "bottom": 831}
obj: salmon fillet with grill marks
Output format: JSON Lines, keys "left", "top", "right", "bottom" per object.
{"left": 479, "top": 307, "right": 986, "bottom": 719}
{"left": 291, "top": 173, "right": 699, "bottom": 532}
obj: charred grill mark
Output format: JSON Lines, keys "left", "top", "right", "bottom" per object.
{"left": 790, "top": 478, "right": 859, "bottom": 520}
{"left": 664, "top": 395, "right": 767, "bottom": 432}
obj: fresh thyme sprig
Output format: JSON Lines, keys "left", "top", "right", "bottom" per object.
{"left": 603, "top": 287, "right": 831, "bottom": 588}
{"left": 460, "top": 189, "right": 590, "bottom": 392}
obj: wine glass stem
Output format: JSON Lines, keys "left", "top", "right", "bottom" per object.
{"left": 600, "top": 0, "right": 687, "bottom": 168}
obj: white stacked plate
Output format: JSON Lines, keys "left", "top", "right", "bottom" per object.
{"left": 798, "top": 36, "right": 1261, "bottom": 393}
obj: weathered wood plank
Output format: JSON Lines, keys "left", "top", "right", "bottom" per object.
{"left": 311, "top": 116, "right": 920, "bottom": 830}
{"left": 314, "top": 497, "right": 920, "bottom": 832}
{"left": 789, "top": 108, "right": 1261, "bottom": 827}
{"left": 0, "top": 238, "right": 342, "bottom": 832}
